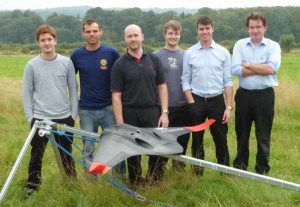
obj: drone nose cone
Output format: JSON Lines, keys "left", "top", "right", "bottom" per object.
{"left": 89, "top": 162, "right": 111, "bottom": 174}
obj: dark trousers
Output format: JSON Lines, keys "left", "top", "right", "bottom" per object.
{"left": 122, "top": 106, "right": 163, "bottom": 183}
{"left": 28, "top": 116, "right": 76, "bottom": 190}
{"left": 190, "top": 94, "right": 230, "bottom": 168}
{"left": 160, "top": 105, "right": 191, "bottom": 170}
{"left": 233, "top": 87, "right": 274, "bottom": 174}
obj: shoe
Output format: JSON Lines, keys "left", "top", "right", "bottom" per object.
{"left": 192, "top": 166, "right": 204, "bottom": 176}
{"left": 233, "top": 163, "right": 247, "bottom": 171}
{"left": 25, "top": 188, "right": 37, "bottom": 198}
{"left": 256, "top": 170, "right": 269, "bottom": 176}
{"left": 255, "top": 164, "right": 269, "bottom": 176}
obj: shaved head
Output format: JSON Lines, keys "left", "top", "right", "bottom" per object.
{"left": 124, "top": 24, "right": 142, "bottom": 35}
{"left": 124, "top": 24, "right": 144, "bottom": 54}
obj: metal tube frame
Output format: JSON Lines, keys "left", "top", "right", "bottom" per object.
{"left": 0, "top": 120, "right": 100, "bottom": 203}
{"left": 165, "top": 155, "right": 300, "bottom": 192}
{"left": 35, "top": 120, "right": 300, "bottom": 192}
{"left": 0, "top": 122, "right": 38, "bottom": 202}
{"left": 1, "top": 120, "right": 299, "bottom": 203}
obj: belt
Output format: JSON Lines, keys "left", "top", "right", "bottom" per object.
{"left": 193, "top": 94, "right": 223, "bottom": 102}
{"left": 239, "top": 87, "right": 273, "bottom": 93}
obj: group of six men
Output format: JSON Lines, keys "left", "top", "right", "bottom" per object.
{"left": 22, "top": 12, "right": 281, "bottom": 196}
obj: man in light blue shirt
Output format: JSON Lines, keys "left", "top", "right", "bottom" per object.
{"left": 231, "top": 12, "right": 281, "bottom": 175}
{"left": 181, "top": 16, "right": 233, "bottom": 176}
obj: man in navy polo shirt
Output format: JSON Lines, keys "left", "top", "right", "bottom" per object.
{"left": 111, "top": 24, "right": 169, "bottom": 185}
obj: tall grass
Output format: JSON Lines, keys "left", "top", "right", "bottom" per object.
{"left": 0, "top": 55, "right": 300, "bottom": 206}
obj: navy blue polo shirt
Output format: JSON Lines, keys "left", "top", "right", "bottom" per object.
{"left": 111, "top": 49, "right": 165, "bottom": 107}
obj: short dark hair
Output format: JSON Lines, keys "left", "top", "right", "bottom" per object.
{"left": 35, "top": 24, "right": 56, "bottom": 42}
{"left": 82, "top": 19, "right": 101, "bottom": 31}
{"left": 246, "top": 12, "right": 267, "bottom": 27}
{"left": 196, "top": 16, "right": 214, "bottom": 28}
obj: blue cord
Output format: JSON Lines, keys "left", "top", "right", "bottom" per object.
{"left": 45, "top": 130, "right": 175, "bottom": 206}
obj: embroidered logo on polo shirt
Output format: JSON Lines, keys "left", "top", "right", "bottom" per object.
{"left": 100, "top": 59, "right": 108, "bottom": 70}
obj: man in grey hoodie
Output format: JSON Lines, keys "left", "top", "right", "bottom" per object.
{"left": 22, "top": 24, "right": 78, "bottom": 196}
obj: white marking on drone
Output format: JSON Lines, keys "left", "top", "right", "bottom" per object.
{"left": 155, "top": 128, "right": 184, "bottom": 133}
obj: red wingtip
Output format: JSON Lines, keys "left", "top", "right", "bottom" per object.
{"left": 89, "top": 162, "right": 112, "bottom": 174}
{"left": 185, "top": 119, "right": 216, "bottom": 132}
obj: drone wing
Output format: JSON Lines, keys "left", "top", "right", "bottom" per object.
{"left": 152, "top": 119, "right": 216, "bottom": 138}
{"left": 89, "top": 136, "right": 141, "bottom": 174}
{"left": 89, "top": 119, "right": 215, "bottom": 174}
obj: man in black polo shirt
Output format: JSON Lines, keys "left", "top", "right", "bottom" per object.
{"left": 111, "top": 24, "right": 169, "bottom": 185}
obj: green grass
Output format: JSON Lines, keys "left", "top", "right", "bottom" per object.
{"left": 0, "top": 55, "right": 300, "bottom": 206}
{"left": 0, "top": 55, "right": 34, "bottom": 78}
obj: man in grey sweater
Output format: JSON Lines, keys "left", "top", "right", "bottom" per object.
{"left": 22, "top": 24, "right": 78, "bottom": 196}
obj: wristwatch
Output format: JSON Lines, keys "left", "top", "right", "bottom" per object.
{"left": 226, "top": 106, "right": 233, "bottom": 111}
{"left": 245, "top": 62, "right": 250, "bottom": 69}
{"left": 162, "top": 109, "right": 169, "bottom": 114}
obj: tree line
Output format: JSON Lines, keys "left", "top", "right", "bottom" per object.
{"left": 0, "top": 6, "right": 299, "bottom": 53}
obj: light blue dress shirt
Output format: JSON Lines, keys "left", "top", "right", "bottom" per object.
{"left": 181, "top": 40, "right": 233, "bottom": 97}
{"left": 231, "top": 37, "right": 281, "bottom": 90}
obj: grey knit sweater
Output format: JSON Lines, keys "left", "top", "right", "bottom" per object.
{"left": 23, "top": 54, "right": 78, "bottom": 122}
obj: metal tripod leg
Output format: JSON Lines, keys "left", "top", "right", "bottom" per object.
{"left": 166, "top": 154, "right": 300, "bottom": 192}
{"left": 0, "top": 122, "right": 38, "bottom": 203}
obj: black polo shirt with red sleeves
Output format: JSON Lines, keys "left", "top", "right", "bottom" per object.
{"left": 111, "top": 49, "right": 165, "bottom": 107}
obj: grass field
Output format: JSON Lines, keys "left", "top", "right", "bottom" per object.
{"left": 0, "top": 55, "right": 300, "bottom": 206}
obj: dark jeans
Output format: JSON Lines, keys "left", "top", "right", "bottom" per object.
{"left": 160, "top": 105, "right": 191, "bottom": 170}
{"left": 190, "top": 94, "right": 230, "bottom": 170}
{"left": 122, "top": 106, "right": 163, "bottom": 183}
{"left": 28, "top": 116, "right": 76, "bottom": 190}
{"left": 233, "top": 87, "right": 274, "bottom": 174}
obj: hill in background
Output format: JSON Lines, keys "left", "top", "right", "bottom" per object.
{"left": 3, "top": 6, "right": 198, "bottom": 19}
{"left": 34, "top": 6, "right": 92, "bottom": 19}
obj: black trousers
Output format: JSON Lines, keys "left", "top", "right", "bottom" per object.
{"left": 233, "top": 87, "right": 274, "bottom": 174}
{"left": 160, "top": 105, "right": 191, "bottom": 170}
{"left": 28, "top": 116, "right": 76, "bottom": 190}
{"left": 122, "top": 106, "right": 164, "bottom": 183}
{"left": 190, "top": 94, "right": 230, "bottom": 167}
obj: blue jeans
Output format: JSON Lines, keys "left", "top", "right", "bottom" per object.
{"left": 79, "top": 106, "right": 126, "bottom": 177}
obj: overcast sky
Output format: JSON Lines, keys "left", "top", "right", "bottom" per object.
{"left": 1, "top": 0, "right": 300, "bottom": 10}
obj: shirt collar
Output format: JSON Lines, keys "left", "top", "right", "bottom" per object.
{"left": 125, "top": 47, "right": 147, "bottom": 59}
{"left": 246, "top": 37, "right": 267, "bottom": 46}
{"left": 197, "top": 40, "right": 216, "bottom": 50}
